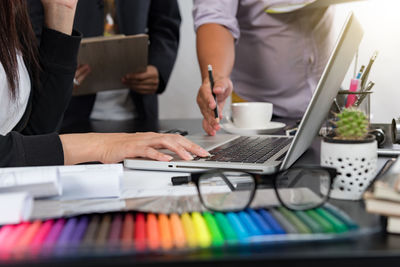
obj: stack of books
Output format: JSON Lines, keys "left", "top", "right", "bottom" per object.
{"left": 364, "top": 158, "right": 400, "bottom": 233}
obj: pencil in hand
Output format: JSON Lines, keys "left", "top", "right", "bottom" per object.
{"left": 208, "top": 65, "right": 219, "bottom": 121}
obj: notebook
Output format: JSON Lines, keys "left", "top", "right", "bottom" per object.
{"left": 124, "top": 12, "right": 364, "bottom": 174}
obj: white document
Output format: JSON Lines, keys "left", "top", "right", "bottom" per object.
{"left": 31, "top": 198, "right": 126, "bottom": 220}
{"left": 121, "top": 169, "right": 198, "bottom": 199}
{"left": 0, "top": 192, "right": 33, "bottom": 225}
{"left": 56, "top": 164, "right": 122, "bottom": 200}
{"left": 0, "top": 164, "right": 122, "bottom": 201}
{"left": 121, "top": 170, "right": 253, "bottom": 199}
{"left": 29, "top": 163, "right": 125, "bottom": 220}
{"left": 0, "top": 167, "right": 61, "bottom": 198}
{"left": 121, "top": 169, "right": 260, "bottom": 199}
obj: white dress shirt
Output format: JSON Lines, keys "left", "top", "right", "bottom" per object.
{"left": 0, "top": 53, "right": 31, "bottom": 135}
{"left": 193, "top": 0, "right": 336, "bottom": 118}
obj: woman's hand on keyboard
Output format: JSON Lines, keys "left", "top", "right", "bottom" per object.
{"left": 60, "top": 132, "right": 210, "bottom": 165}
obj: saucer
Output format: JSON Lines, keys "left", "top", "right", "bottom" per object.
{"left": 221, "top": 121, "right": 286, "bottom": 135}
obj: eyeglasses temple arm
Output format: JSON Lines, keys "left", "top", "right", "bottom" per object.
{"left": 219, "top": 173, "right": 237, "bottom": 191}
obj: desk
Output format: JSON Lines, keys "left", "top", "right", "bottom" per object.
{"left": 26, "top": 119, "right": 400, "bottom": 266}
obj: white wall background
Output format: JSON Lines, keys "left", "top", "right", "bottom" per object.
{"left": 334, "top": 0, "right": 400, "bottom": 123}
{"left": 160, "top": 0, "right": 400, "bottom": 123}
{"left": 159, "top": 0, "right": 202, "bottom": 119}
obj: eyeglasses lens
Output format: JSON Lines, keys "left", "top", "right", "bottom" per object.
{"left": 275, "top": 168, "right": 331, "bottom": 210}
{"left": 198, "top": 172, "right": 255, "bottom": 211}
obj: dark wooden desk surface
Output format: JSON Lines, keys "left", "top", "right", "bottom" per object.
{"left": 25, "top": 119, "right": 397, "bottom": 266}
{"left": 61, "top": 118, "right": 205, "bottom": 135}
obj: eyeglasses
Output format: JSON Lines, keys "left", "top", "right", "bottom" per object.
{"left": 186, "top": 166, "right": 337, "bottom": 212}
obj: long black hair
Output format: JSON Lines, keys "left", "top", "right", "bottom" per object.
{"left": 0, "top": 0, "right": 39, "bottom": 99}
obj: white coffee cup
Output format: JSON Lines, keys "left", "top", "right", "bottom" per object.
{"left": 230, "top": 102, "right": 273, "bottom": 129}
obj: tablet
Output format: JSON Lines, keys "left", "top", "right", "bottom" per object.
{"left": 73, "top": 34, "right": 148, "bottom": 96}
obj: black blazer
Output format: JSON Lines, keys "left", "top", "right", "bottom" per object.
{"left": 0, "top": 28, "right": 81, "bottom": 167}
{"left": 28, "top": 0, "right": 181, "bottom": 125}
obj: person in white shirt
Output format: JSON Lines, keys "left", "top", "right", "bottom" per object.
{"left": 193, "top": 0, "right": 335, "bottom": 135}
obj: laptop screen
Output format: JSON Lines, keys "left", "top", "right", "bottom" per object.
{"left": 280, "top": 13, "right": 364, "bottom": 170}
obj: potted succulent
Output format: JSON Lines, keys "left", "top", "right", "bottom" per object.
{"left": 320, "top": 108, "right": 377, "bottom": 200}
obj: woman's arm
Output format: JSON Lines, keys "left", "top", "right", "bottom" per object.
{"left": 1, "top": 131, "right": 209, "bottom": 167}
{"left": 60, "top": 132, "right": 209, "bottom": 165}
{"left": 22, "top": 0, "right": 81, "bottom": 135}
{"left": 0, "top": 132, "right": 63, "bottom": 167}
{"left": 41, "top": 0, "right": 77, "bottom": 35}
{"left": 22, "top": 28, "right": 81, "bottom": 135}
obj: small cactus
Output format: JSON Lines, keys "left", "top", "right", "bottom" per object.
{"left": 331, "top": 108, "right": 369, "bottom": 140}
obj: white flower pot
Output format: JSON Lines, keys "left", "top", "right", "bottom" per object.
{"left": 320, "top": 137, "right": 377, "bottom": 200}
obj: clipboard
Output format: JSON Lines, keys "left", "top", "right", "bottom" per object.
{"left": 73, "top": 34, "right": 148, "bottom": 96}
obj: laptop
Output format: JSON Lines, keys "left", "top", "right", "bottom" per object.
{"left": 124, "top": 12, "right": 364, "bottom": 174}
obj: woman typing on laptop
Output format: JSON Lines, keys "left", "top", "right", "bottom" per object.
{"left": 0, "top": 0, "right": 209, "bottom": 167}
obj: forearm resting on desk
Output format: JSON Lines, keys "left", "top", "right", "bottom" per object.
{"left": 59, "top": 132, "right": 209, "bottom": 165}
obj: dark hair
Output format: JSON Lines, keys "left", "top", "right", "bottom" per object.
{"left": 0, "top": 0, "right": 39, "bottom": 99}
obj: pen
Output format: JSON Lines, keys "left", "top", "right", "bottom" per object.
{"left": 364, "top": 81, "right": 375, "bottom": 92}
{"left": 208, "top": 65, "right": 219, "bottom": 120}
{"left": 345, "top": 78, "right": 360, "bottom": 107}
{"left": 334, "top": 98, "right": 341, "bottom": 112}
{"left": 356, "top": 65, "right": 365, "bottom": 79}
{"left": 354, "top": 81, "right": 375, "bottom": 107}
{"left": 360, "top": 51, "right": 378, "bottom": 90}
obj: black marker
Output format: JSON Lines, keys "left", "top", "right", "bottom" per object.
{"left": 171, "top": 176, "right": 190, "bottom": 186}
{"left": 208, "top": 64, "right": 219, "bottom": 120}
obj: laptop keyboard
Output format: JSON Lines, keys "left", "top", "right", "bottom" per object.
{"left": 194, "top": 136, "right": 292, "bottom": 164}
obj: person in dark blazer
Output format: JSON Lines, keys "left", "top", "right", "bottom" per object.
{"left": 28, "top": 0, "right": 181, "bottom": 126}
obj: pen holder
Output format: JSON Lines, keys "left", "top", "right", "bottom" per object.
{"left": 321, "top": 90, "right": 373, "bottom": 143}
{"left": 321, "top": 136, "right": 378, "bottom": 200}
{"left": 336, "top": 90, "right": 372, "bottom": 121}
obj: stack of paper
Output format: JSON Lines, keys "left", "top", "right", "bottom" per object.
{"left": 0, "top": 167, "right": 61, "bottom": 198}
{"left": 28, "top": 164, "right": 124, "bottom": 220}
{"left": 57, "top": 164, "right": 122, "bottom": 200}
{"left": 0, "top": 164, "right": 122, "bottom": 201}
{"left": 0, "top": 192, "right": 32, "bottom": 225}
{"left": 0, "top": 164, "right": 123, "bottom": 222}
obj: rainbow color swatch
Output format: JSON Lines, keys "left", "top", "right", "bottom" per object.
{"left": 0, "top": 206, "right": 359, "bottom": 260}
